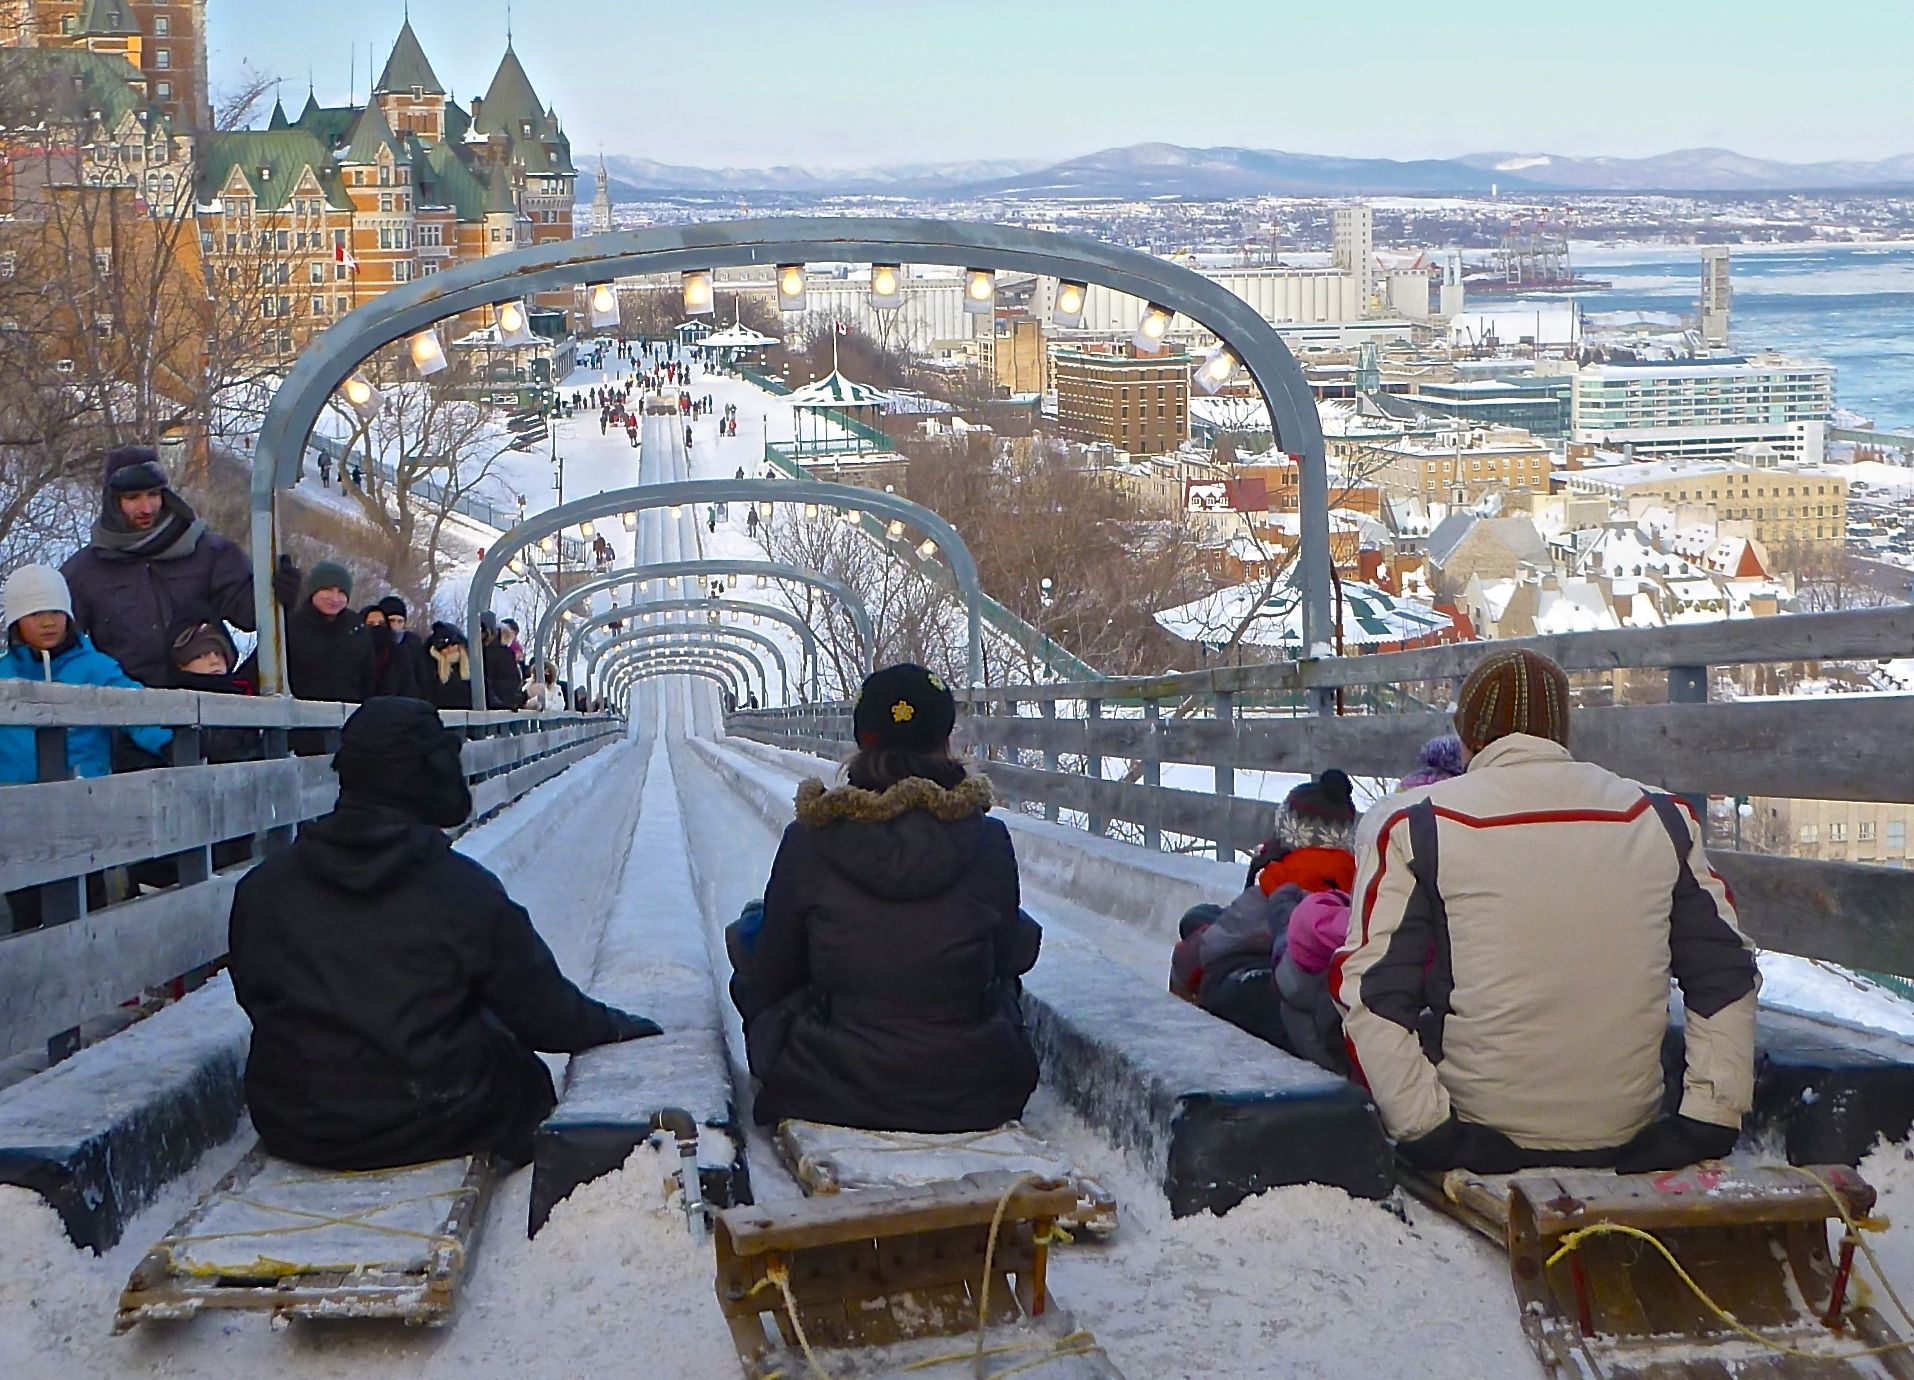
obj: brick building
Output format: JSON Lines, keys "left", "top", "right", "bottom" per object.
{"left": 196, "top": 19, "right": 577, "bottom": 359}
{"left": 1053, "top": 348, "right": 1189, "bottom": 457}
{"left": 4, "top": 0, "right": 209, "bottom": 129}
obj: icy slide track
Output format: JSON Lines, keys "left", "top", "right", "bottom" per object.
{"left": 5, "top": 403, "right": 1911, "bottom": 1378}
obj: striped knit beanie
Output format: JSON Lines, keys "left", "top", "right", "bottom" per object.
{"left": 1454, "top": 649, "right": 1571, "bottom": 752}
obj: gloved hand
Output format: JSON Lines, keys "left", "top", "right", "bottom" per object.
{"left": 1398, "top": 1115, "right": 1527, "bottom": 1175}
{"left": 272, "top": 555, "right": 303, "bottom": 611}
{"left": 1613, "top": 1115, "right": 1739, "bottom": 1174}
{"left": 606, "top": 1008, "right": 663, "bottom": 1043}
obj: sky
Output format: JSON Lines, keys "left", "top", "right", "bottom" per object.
{"left": 210, "top": 0, "right": 1914, "bottom": 170}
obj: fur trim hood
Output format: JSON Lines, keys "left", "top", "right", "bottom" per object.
{"left": 794, "top": 773, "right": 994, "bottom": 828}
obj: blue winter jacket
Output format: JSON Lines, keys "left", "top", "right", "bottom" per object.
{"left": 0, "top": 635, "right": 172, "bottom": 784}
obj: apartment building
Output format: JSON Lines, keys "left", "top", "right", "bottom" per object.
{"left": 1570, "top": 356, "right": 1834, "bottom": 463}
{"left": 1053, "top": 348, "right": 1190, "bottom": 456}
{"left": 1563, "top": 460, "right": 1848, "bottom": 551}
{"left": 1367, "top": 425, "right": 1555, "bottom": 503}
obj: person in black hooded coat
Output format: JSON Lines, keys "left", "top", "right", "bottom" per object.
{"left": 227, "top": 698, "right": 660, "bottom": 1168}
{"left": 728, "top": 664, "right": 1040, "bottom": 1133}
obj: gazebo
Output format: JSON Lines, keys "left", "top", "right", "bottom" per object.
{"left": 697, "top": 316, "right": 780, "bottom": 365}
{"left": 785, "top": 367, "right": 891, "bottom": 460}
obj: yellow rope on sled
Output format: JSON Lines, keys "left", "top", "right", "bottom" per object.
{"left": 161, "top": 1174, "right": 479, "bottom": 1279}
{"left": 1542, "top": 1212, "right": 1914, "bottom": 1362}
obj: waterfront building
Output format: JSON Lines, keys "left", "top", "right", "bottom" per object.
{"left": 1569, "top": 356, "right": 1833, "bottom": 464}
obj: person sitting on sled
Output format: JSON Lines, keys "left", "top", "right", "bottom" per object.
{"left": 229, "top": 698, "right": 660, "bottom": 1169}
{"left": 727, "top": 664, "right": 1041, "bottom": 1133}
{"left": 1334, "top": 649, "right": 1760, "bottom": 1177}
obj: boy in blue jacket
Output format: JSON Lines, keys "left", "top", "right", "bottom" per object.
{"left": 0, "top": 564, "right": 170, "bottom": 785}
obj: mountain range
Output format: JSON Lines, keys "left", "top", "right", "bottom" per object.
{"left": 593, "top": 144, "right": 1914, "bottom": 201}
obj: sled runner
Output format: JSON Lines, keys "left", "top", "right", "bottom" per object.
{"left": 775, "top": 1119, "right": 1119, "bottom": 1240}
{"left": 713, "top": 1171, "right": 1123, "bottom": 1378}
{"left": 115, "top": 1147, "right": 493, "bottom": 1332}
{"left": 1400, "top": 1159, "right": 1914, "bottom": 1378}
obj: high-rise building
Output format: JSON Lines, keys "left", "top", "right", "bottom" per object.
{"left": 1570, "top": 356, "right": 1832, "bottom": 463}
{"left": 1701, "top": 247, "right": 1732, "bottom": 347}
{"left": 1331, "top": 205, "right": 1375, "bottom": 301}
{"left": 1053, "top": 348, "right": 1190, "bottom": 456}
{"left": 3, "top": 0, "right": 209, "bottom": 129}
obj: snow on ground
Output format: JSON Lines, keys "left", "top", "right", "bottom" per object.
{"left": 1759, "top": 956, "right": 1914, "bottom": 1040}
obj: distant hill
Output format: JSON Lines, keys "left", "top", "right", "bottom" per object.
{"left": 585, "top": 142, "right": 1914, "bottom": 201}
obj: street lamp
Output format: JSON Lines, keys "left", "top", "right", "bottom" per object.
{"left": 776, "top": 263, "right": 807, "bottom": 312}
{"left": 682, "top": 269, "right": 715, "bottom": 315}
{"left": 1051, "top": 280, "right": 1087, "bottom": 329}
{"left": 870, "top": 264, "right": 902, "bottom": 310}
{"left": 1194, "top": 346, "right": 1238, "bottom": 395}
{"left": 341, "top": 374, "right": 382, "bottom": 420}
{"left": 497, "top": 299, "right": 534, "bottom": 348}
{"left": 963, "top": 268, "right": 995, "bottom": 315}
{"left": 409, "top": 328, "right": 448, "bottom": 377}
{"left": 1040, "top": 577, "right": 1054, "bottom": 609}
{"left": 587, "top": 283, "right": 620, "bottom": 329}
{"left": 1133, "top": 303, "right": 1174, "bottom": 353}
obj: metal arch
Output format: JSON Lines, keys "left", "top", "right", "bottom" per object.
{"left": 593, "top": 632, "right": 773, "bottom": 705}
{"left": 570, "top": 600, "right": 818, "bottom": 700}
{"left": 586, "top": 622, "right": 789, "bottom": 703}
{"left": 609, "top": 655, "right": 743, "bottom": 699}
{"left": 612, "top": 665, "right": 735, "bottom": 713}
{"left": 599, "top": 641, "right": 761, "bottom": 705}
{"left": 251, "top": 217, "right": 1329, "bottom": 697}
{"left": 531, "top": 560, "right": 877, "bottom": 678}
{"left": 608, "top": 646, "right": 765, "bottom": 712}
{"left": 594, "top": 636, "right": 771, "bottom": 708}
{"left": 463, "top": 480, "right": 977, "bottom": 708}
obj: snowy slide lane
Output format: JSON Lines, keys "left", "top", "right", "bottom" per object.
{"left": 0, "top": 734, "right": 741, "bottom": 1379}
{"left": 662, "top": 726, "right": 1546, "bottom": 1377}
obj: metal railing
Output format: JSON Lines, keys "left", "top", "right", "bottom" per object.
{"left": 0, "top": 681, "right": 620, "bottom": 1066}
{"left": 727, "top": 606, "right": 1914, "bottom": 980}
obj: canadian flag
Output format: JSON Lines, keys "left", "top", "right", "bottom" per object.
{"left": 833, "top": 319, "right": 850, "bottom": 336}
{"left": 334, "top": 242, "right": 359, "bottom": 275}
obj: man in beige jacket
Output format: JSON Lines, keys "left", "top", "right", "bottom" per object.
{"left": 1332, "top": 648, "right": 1760, "bottom": 1175}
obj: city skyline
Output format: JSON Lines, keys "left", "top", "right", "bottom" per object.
{"left": 209, "top": 0, "right": 1914, "bottom": 169}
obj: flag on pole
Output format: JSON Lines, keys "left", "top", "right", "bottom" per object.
{"left": 335, "top": 241, "right": 359, "bottom": 275}
{"left": 833, "top": 319, "right": 849, "bottom": 336}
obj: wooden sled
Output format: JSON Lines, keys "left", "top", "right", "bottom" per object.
{"left": 115, "top": 1147, "right": 494, "bottom": 1333}
{"left": 1401, "top": 1159, "right": 1914, "bottom": 1379}
{"left": 776, "top": 1119, "right": 1119, "bottom": 1240}
{"left": 714, "top": 1171, "right": 1123, "bottom": 1379}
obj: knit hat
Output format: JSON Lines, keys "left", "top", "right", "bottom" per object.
{"left": 1454, "top": 649, "right": 1571, "bottom": 753}
{"left": 103, "top": 445, "right": 169, "bottom": 494}
{"left": 853, "top": 663, "right": 956, "bottom": 753}
{"left": 168, "top": 615, "right": 237, "bottom": 672}
{"left": 479, "top": 610, "right": 499, "bottom": 638}
{"left": 427, "top": 620, "right": 467, "bottom": 650}
{"left": 378, "top": 596, "right": 408, "bottom": 621}
{"left": 2, "top": 564, "right": 73, "bottom": 627}
{"left": 1400, "top": 734, "right": 1467, "bottom": 791}
{"left": 332, "top": 698, "right": 472, "bottom": 828}
{"left": 1178, "top": 902, "right": 1224, "bottom": 940}
{"left": 1286, "top": 888, "right": 1353, "bottom": 977}
{"left": 1268, "top": 769, "right": 1358, "bottom": 854}
{"left": 304, "top": 560, "right": 353, "bottom": 602}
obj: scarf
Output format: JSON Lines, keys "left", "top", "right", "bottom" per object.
{"left": 90, "top": 490, "right": 204, "bottom": 561}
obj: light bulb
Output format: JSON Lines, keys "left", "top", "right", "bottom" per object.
{"left": 1133, "top": 303, "right": 1174, "bottom": 351}
{"left": 963, "top": 268, "right": 995, "bottom": 314}
{"left": 804, "top": 503, "right": 819, "bottom": 518}
{"left": 1052, "top": 280, "right": 1087, "bottom": 329}
{"left": 918, "top": 539, "right": 938, "bottom": 559}
{"left": 588, "top": 283, "right": 619, "bottom": 328}
{"left": 870, "top": 264, "right": 902, "bottom": 308}
{"left": 888, "top": 519, "right": 906, "bottom": 538}
{"left": 408, "top": 329, "right": 447, "bottom": 376}
{"left": 681, "top": 269, "right": 714, "bottom": 314}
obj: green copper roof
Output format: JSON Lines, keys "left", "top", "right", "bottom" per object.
{"left": 267, "top": 96, "right": 289, "bottom": 130}
{"left": 78, "top": 0, "right": 138, "bottom": 37}
{"left": 0, "top": 48, "right": 163, "bottom": 134}
{"left": 198, "top": 129, "right": 344, "bottom": 213}
{"left": 294, "top": 99, "right": 357, "bottom": 151}
{"left": 443, "top": 99, "right": 471, "bottom": 142}
{"left": 375, "top": 19, "right": 445, "bottom": 97}
{"left": 473, "top": 45, "right": 544, "bottom": 139}
{"left": 482, "top": 159, "right": 517, "bottom": 215}
{"left": 340, "top": 98, "right": 402, "bottom": 165}
{"left": 419, "top": 138, "right": 487, "bottom": 219}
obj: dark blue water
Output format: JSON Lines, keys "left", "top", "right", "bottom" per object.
{"left": 1535, "top": 243, "right": 1914, "bottom": 433}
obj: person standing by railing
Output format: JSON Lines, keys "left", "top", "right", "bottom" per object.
{"left": 60, "top": 446, "right": 255, "bottom": 689}
{"left": 2, "top": 566, "right": 171, "bottom": 931}
{"left": 1333, "top": 648, "right": 1760, "bottom": 1177}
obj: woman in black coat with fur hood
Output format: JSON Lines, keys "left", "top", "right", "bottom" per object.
{"left": 728, "top": 664, "right": 1041, "bottom": 1133}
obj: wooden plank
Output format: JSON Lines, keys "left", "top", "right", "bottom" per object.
{"left": 1717, "top": 852, "right": 1914, "bottom": 978}
{"left": 956, "top": 608, "right": 1914, "bottom": 704}
{"left": 0, "top": 871, "right": 248, "bottom": 1059}
{"left": 978, "top": 760, "right": 1277, "bottom": 856}
{"left": 0, "top": 758, "right": 337, "bottom": 892}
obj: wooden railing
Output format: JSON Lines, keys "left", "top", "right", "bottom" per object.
{"left": 0, "top": 682, "right": 621, "bottom": 1065}
{"left": 727, "top": 606, "right": 1914, "bottom": 979}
